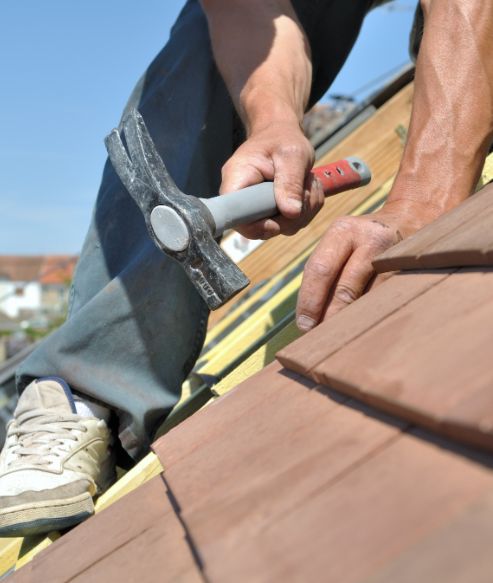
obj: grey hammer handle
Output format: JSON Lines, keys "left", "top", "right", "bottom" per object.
{"left": 200, "top": 156, "right": 371, "bottom": 237}
{"left": 201, "top": 182, "right": 277, "bottom": 237}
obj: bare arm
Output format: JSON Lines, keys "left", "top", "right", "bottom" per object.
{"left": 201, "top": 0, "right": 324, "bottom": 238}
{"left": 297, "top": 0, "right": 493, "bottom": 331}
{"left": 388, "top": 0, "right": 493, "bottom": 217}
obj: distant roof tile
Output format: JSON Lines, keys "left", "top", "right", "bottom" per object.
{"left": 0, "top": 256, "right": 43, "bottom": 282}
{"left": 39, "top": 256, "right": 78, "bottom": 285}
{"left": 0, "top": 255, "right": 77, "bottom": 284}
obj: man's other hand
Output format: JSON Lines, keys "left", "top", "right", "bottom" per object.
{"left": 220, "top": 121, "right": 324, "bottom": 239}
{"left": 296, "top": 201, "right": 437, "bottom": 332}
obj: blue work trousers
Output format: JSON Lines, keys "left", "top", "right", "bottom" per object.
{"left": 17, "top": 0, "right": 383, "bottom": 460}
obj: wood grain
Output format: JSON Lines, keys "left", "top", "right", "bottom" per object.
{"left": 312, "top": 268, "right": 493, "bottom": 451}
{"left": 190, "top": 429, "right": 493, "bottom": 583}
{"left": 11, "top": 476, "right": 203, "bottom": 583}
{"left": 374, "top": 176, "right": 493, "bottom": 272}
{"left": 365, "top": 485, "right": 493, "bottom": 583}
{"left": 153, "top": 361, "right": 317, "bottom": 470}
{"left": 277, "top": 269, "right": 453, "bottom": 376}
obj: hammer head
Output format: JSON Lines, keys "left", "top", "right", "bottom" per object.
{"left": 105, "top": 109, "right": 249, "bottom": 310}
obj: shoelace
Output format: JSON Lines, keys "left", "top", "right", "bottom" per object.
{"left": 6, "top": 408, "right": 87, "bottom": 468}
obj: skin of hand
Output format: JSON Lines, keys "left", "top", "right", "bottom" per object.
{"left": 297, "top": 0, "right": 493, "bottom": 332}
{"left": 219, "top": 121, "right": 324, "bottom": 239}
{"left": 201, "top": 0, "right": 324, "bottom": 239}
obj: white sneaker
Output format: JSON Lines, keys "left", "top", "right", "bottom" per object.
{"left": 0, "top": 378, "right": 115, "bottom": 537}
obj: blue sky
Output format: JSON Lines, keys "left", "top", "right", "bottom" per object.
{"left": 0, "top": 1, "right": 415, "bottom": 255}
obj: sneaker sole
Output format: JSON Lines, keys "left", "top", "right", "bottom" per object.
{"left": 0, "top": 492, "right": 94, "bottom": 537}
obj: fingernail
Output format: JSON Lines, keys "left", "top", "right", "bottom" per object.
{"left": 297, "top": 315, "right": 316, "bottom": 332}
{"left": 287, "top": 198, "right": 303, "bottom": 212}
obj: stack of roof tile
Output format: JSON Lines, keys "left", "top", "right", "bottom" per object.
{"left": 9, "top": 171, "right": 493, "bottom": 582}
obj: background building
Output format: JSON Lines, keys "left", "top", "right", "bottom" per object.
{"left": 0, "top": 255, "right": 78, "bottom": 363}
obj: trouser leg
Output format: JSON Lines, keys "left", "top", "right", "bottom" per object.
{"left": 16, "top": 0, "right": 237, "bottom": 460}
{"left": 16, "top": 0, "right": 383, "bottom": 461}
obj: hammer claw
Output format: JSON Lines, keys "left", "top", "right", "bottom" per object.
{"left": 105, "top": 129, "right": 162, "bottom": 216}
{"left": 105, "top": 129, "right": 135, "bottom": 188}
{"left": 123, "top": 110, "right": 181, "bottom": 200}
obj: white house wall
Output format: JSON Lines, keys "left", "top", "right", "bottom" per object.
{"left": 0, "top": 281, "right": 42, "bottom": 319}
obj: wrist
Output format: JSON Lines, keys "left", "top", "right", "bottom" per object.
{"left": 386, "top": 154, "right": 480, "bottom": 223}
{"left": 240, "top": 86, "right": 303, "bottom": 135}
{"left": 378, "top": 196, "right": 446, "bottom": 238}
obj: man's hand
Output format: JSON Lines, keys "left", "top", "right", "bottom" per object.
{"left": 220, "top": 121, "right": 324, "bottom": 239}
{"left": 202, "top": 0, "right": 319, "bottom": 238}
{"left": 296, "top": 201, "right": 437, "bottom": 331}
{"left": 298, "top": 0, "right": 493, "bottom": 332}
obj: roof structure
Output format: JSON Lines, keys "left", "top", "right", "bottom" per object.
{"left": 38, "top": 256, "right": 78, "bottom": 285}
{"left": 3, "top": 67, "right": 493, "bottom": 581}
{"left": 0, "top": 258, "right": 43, "bottom": 283}
{"left": 0, "top": 256, "right": 78, "bottom": 285}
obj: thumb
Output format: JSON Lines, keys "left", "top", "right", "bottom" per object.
{"left": 220, "top": 156, "right": 271, "bottom": 195}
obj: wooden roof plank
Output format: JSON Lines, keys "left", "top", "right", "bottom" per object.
{"left": 0, "top": 538, "right": 22, "bottom": 580}
{"left": 197, "top": 271, "right": 300, "bottom": 373}
{"left": 277, "top": 269, "right": 453, "bottom": 376}
{"left": 191, "top": 429, "right": 493, "bottom": 583}
{"left": 212, "top": 320, "right": 301, "bottom": 397}
{"left": 153, "top": 362, "right": 318, "bottom": 470}
{"left": 172, "top": 398, "right": 403, "bottom": 542}
{"left": 374, "top": 172, "right": 493, "bottom": 273}
{"left": 406, "top": 199, "right": 493, "bottom": 268}
{"left": 311, "top": 268, "right": 493, "bottom": 451}
{"left": 10, "top": 476, "right": 202, "bottom": 583}
{"left": 364, "top": 486, "right": 493, "bottom": 583}
{"left": 67, "top": 515, "right": 202, "bottom": 583}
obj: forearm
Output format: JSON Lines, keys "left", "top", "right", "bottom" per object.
{"left": 389, "top": 0, "right": 493, "bottom": 219}
{"left": 200, "top": 0, "right": 312, "bottom": 134}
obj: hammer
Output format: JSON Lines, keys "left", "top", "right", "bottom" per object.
{"left": 105, "top": 109, "right": 371, "bottom": 310}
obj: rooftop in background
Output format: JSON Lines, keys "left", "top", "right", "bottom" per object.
{"left": 0, "top": 255, "right": 78, "bottom": 284}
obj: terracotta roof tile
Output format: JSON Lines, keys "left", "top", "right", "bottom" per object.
{"left": 0, "top": 256, "right": 44, "bottom": 282}
{"left": 374, "top": 183, "right": 493, "bottom": 272}
{"left": 311, "top": 268, "right": 493, "bottom": 450}
{"left": 39, "top": 255, "right": 78, "bottom": 285}
{"left": 154, "top": 362, "right": 402, "bottom": 516}
{"left": 154, "top": 363, "right": 493, "bottom": 582}
{"left": 0, "top": 255, "right": 77, "bottom": 284}
{"left": 277, "top": 269, "right": 452, "bottom": 376}
{"left": 11, "top": 476, "right": 203, "bottom": 583}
